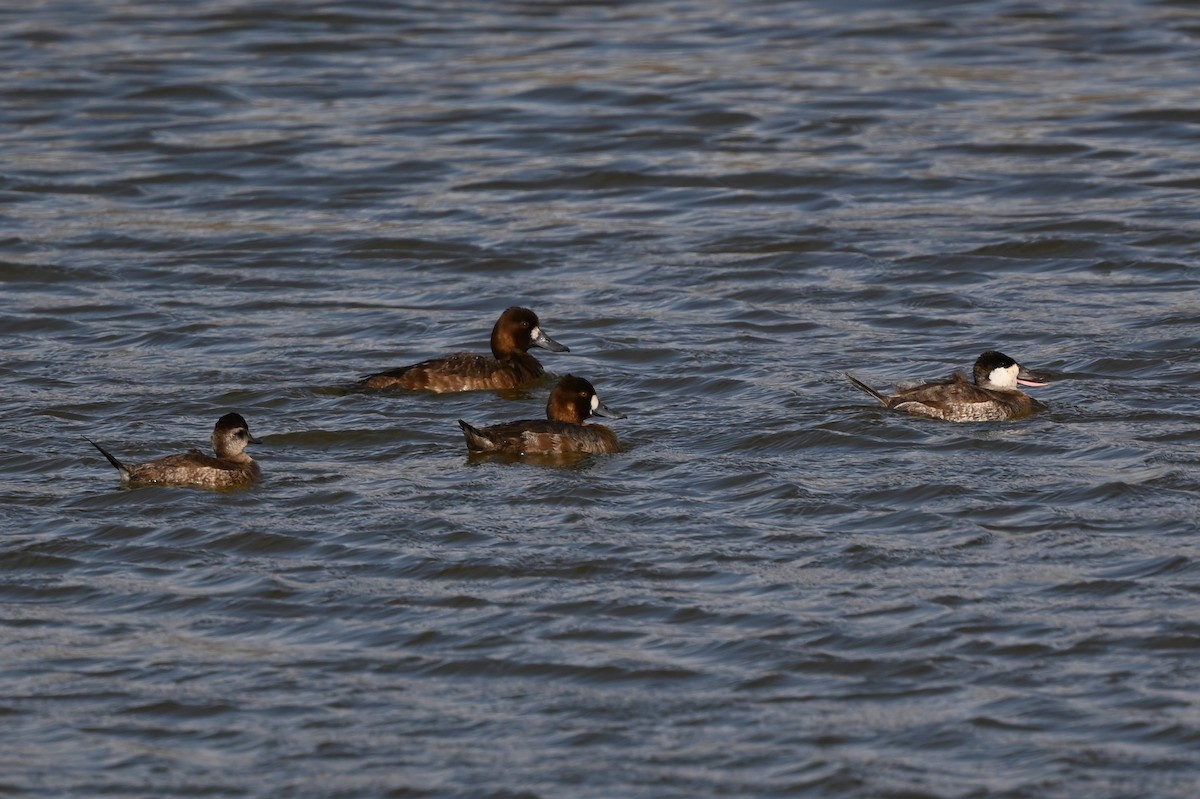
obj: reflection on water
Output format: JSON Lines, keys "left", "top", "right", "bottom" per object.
{"left": 3, "top": 1, "right": 1200, "bottom": 797}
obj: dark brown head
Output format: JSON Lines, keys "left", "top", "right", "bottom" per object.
{"left": 489, "top": 307, "right": 570, "bottom": 359}
{"left": 545, "top": 375, "right": 625, "bottom": 424}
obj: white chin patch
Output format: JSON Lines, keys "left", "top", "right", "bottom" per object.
{"left": 530, "top": 326, "right": 541, "bottom": 340}
{"left": 590, "top": 395, "right": 600, "bottom": 412}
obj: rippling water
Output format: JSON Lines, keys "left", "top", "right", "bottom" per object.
{"left": 4, "top": 1, "right": 1200, "bottom": 796}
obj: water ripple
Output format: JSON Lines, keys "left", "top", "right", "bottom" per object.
{"left": 5, "top": 0, "right": 1200, "bottom": 797}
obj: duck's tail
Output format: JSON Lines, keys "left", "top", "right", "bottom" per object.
{"left": 83, "top": 436, "right": 131, "bottom": 480}
{"left": 844, "top": 372, "right": 890, "bottom": 406}
{"left": 457, "top": 420, "right": 496, "bottom": 452}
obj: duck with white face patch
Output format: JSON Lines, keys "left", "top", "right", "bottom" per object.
{"left": 845, "top": 350, "right": 1050, "bottom": 422}
{"left": 358, "top": 306, "right": 570, "bottom": 393}
{"left": 457, "top": 374, "right": 626, "bottom": 456}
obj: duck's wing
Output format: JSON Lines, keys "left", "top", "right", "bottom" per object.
{"left": 458, "top": 418, "right": 540, "bottom": 453}
{"left": 458, "top": 420, "right": 617, "bottom": 455}
{"left": 361, "top": 352, "right": 540, "bottom": 392}
{"left": 891, "top": 375, "right": 1022, "bottom": 421}
{"left": 360, "top": 353, "right": 486, "bottom": 389}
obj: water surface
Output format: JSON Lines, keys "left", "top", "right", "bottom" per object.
{"left": 3, "top": 1, "right": 1200, "bottom": 797}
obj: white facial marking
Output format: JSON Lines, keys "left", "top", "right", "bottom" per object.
{"left": 988, "top": 364, "right": 1019, "bottom": 389}
{"left": 530, "top": 326, "right": 541, "bottom": 340}
{"left": 590, "top": 394, "right": 600, "bottom": 412}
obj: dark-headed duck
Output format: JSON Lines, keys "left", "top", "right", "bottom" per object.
{"left": 86, "top": 412, "right": 262, "bottom": 489}
{"left": 845, "top": 350, "right": 1050, "bottom": 422}
{"left": 458, "top": 374, "right": 625, "bottom": 455}
{"left": 359, "top": 306, "right": 569, "bottom": 393}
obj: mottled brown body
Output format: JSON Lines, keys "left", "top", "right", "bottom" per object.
{"left": 87, "top": 412, "right": 261, "bottom": 490}
{"left": 845, "top": 350, "right": 1048, "bottom": 423}
{"left": 361, "top": 351, "right": 545, "bottom": 392}
{"left": 359, "top": 307, "right": 568, "bottom": 393}
{"left": 457, "top": 374, "right": 624, "bottom": 456}
{"left": 880, "top": 373, "right": 1038, "bottom": 422}
{"left": 118, "top": 450, "right": 262, "bottom": 489}
{"left": 459, "top": 419, "right": 620, "bottom": 455}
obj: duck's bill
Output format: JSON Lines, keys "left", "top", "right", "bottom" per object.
{"left": 593, "top": 401, "right": 626, "bottom": 420}
{"left": 532, "top": 329, "right": 570, "bottom": 353}
{"left": 1016, "top": 366, "right": 1049, "bottom": 387}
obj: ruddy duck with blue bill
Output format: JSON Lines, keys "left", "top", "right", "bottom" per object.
{"left": 458, "top": 374, "right": 625, "bottom": 455}
{"left": 845, "top": 350, "right": 1050, "bottom": 422}
{"left": 86, "top": 412, "right": 262, "bottom": 489}
{"left": 358, "top": 306, "right": 569, "bottom": 392}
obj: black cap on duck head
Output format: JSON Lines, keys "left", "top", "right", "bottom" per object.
{"left": 215, "top": 412, "right": 249, "bottom": 431}
{"left": 214, "top": 412, "right": 262, "bottom": 445}
{"left": 973, "top": 351, "right": 1049, "bottom": 389}
{"left": 972, "top": 351, "right": 1016, "bottom": 385}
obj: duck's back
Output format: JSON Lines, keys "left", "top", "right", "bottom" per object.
{"left": 361, "top": 352, "right": 545, "bottom": 392}
{"left": 889, "top": 374, "right": 1033, "bottom": 421}
{"left": 459, "top": 419, "right": 619, "bottom": 455}
{"left": 126, "top": 450, "right": 260, "bottom": 489}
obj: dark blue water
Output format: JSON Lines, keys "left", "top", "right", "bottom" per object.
{"left": 4, "top": 1, "right": 1200, "bottom": 796}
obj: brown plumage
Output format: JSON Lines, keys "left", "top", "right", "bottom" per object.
{"left": 359, "top": 307, "right": 569, "bottom": 392}
{"left": 846, "top": 350, "right": 1050, "bottom": 422}
{"left": 86, "top": 412, "right": 262, "bottom": 489}
{"left": 458, "top": 375, "right": 625, "bottom": 456}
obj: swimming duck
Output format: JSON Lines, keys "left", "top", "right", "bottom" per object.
{"left": 845, "top": 350, "right": 1049, "bottom": 422}
{"left": 458, "top": 374, "right": 624, "bottom": 455}
{"left": 358, "top": 306, "right": 569, "bottom": 392}
{"left": 86, "top": 412, "right": 262, "bottom": 489}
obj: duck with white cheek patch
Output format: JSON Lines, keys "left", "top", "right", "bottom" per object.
{"left": 358, "top": 306, "right": 570, "bottom": 393}
{"left": 458, "top": 374, "right": 625, "bottom": 455}
{"left": 845, "top": 350, "right": 1050, "bottom": 422}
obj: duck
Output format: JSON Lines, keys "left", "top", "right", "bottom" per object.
{"left": 86, "top": 412, "right": 262, "bottom": 489}
{"left": 458, "top": 374, "right": 625, "bottom": 455}
{"left": 358, "top": 306, "right": 569, "bottom": 392}
{"left": 845, "top": 350, "right": 1049, "bottom": 422}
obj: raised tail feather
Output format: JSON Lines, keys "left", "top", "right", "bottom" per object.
{"left": 844, "top": 372, "right": 890, "bottom": 406}
{"left": 84, "top": 436, "right": 130, "bottom": 477}
{"left": 457, "top": 420, "right": 495, "bottom": 452}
